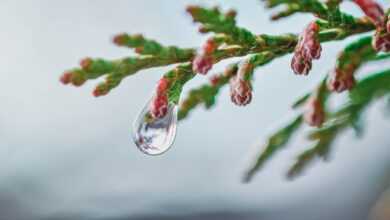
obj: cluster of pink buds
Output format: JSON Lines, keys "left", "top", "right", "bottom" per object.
{"left": 59, "top": 57, "right": 92, "bottom": 86}
{"left": 303, "top": 96, "right": 325, "bottom": 127}
{"left": 291, "top": 22, "right": 322, "bottom": 75}
{"left": 229, "top": 62, "right": 253, "bottom": 106}
{"left": 353, "top": 0, "right": 390, "bottom": 52}
{"left": 327, "top": 66, "right": 356, "bottom": 93}
{"left": 150, "top": 78, "right": 170, "bottom": 119}
{"left": 192, "top": 38, "right": 217, "bottom": 75}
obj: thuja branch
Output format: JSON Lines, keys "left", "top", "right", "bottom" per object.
{"left": 60, "top": 1, "right": 390, "bottom": 181}
{"left": 243, "top": 115, "right": 304, "bottom": 182}
{"left": 178, "top": 22, "right": 373, "bottom": 119}
{"left": 244, "top": 68, "right": 390, "bottom": 181}
{"left": 179, "top": 51, "right": 278, "bottom": 119}
{"left": 60, "top": 5, "right": 374, "bottom": 97}
{"left": 244, "top": 34, "right": 389, "bottom": 181}
{"left": 289, "top": 68, "right": 390, "bottom": 178}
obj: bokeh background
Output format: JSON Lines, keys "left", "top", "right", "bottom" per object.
{"left": 1, "top": 0, "right": 390, "bottom": 219}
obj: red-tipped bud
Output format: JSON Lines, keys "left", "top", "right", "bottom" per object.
{"left": 80, "top": 57, "right": 92, "bottom": 70}
{"left": 186, "top": 5, "right": 200, "bottom": 18}
{"left": 291, "top": 22, "right": 321, "bottom": 75}
{"left": 304, "top": 97, "right": 325, "bottom": 127}
{"left": 327, "top": 68, "right": 356, "bottom": 93}
{"left": 291, "top": 53, "right": 312, "bottom": 75}
{"left": 373, "top": 31, "right": 390, "bottom": 52}
{"left": 225, "top": 9, "right": 237, "bottom": 19}
{"left": 150, "top": 94, "right": 169, "bottom": 119}
{"left": 113, "top": 33, "right": 127, "bottom": 45}
{"left": 60, "top": 72, "right": 72, "bottom": 84}
{"left": 93, "top": 84, "right": 109, "bottom": 97}
{"left": 60, "top": 71, "right": 86, "bottom": 86}
{"left": 229, "top": 76, "right": 252, "bottom": 106}
{"left": 353, "top": 0, "right": 385, "bottom": 27}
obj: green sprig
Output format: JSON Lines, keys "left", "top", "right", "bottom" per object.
{"left": 288, "top": 69, "right": 390, "bottom": 179}
{"left": 243, "top": 115, "right": 303, "bottom": 182}
{"left": 186, "top": 5, "right": 257, "bottom": 46}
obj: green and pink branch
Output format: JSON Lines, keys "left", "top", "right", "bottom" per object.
{"left": 60, "top": 0, "right": 390, "bottom": 181}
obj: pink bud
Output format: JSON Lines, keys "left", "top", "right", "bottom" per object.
{"left": 229, "top": 76, "right": 252, "bottom": 106}
{"left": 60, "top": 72, "right": 72, "bottom": 84}
{"left": 327, "top": 68, "right": 356, "bottom": 93}
{"left": 291, "top": 53, "right": 312, "bottom": 75}
{"left": 93, "top": 84, "right": 109, "bottom": 97}
{"left": 304, "top": 97, "right": 325, "bottom": 127}
{"left": 80, "top": 57, "right": 92, "bottom": 70}
{"left": 301, "top": 22, "right": 322, "bottom": 60}
{"left": 150, "top": 94, "right": 169, "bottom": 119}
{"left": 192, "top": 54, "right": 213, "bottom": 75}
{"left": 353, "top": 0, "right": 385, "bottom": 28}
{"left": 302, "top": 38, "right": 322, "bottom": 60}
{"left": 291, "top": 22, "right": 321, "bottom": 75}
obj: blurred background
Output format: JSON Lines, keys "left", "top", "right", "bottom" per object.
{"left": 1, "top": 0, "right": 390, "bottom": 219}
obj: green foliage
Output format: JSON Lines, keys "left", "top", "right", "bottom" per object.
{"left": 164, "top": 64, "right": 195, "bottom": 105}
{"left": 288, "top": 69, "right": 390, "bottom": 178}
{"left": 61, "top": 1, "right": 390, "bottom": 181}
{"left": 243, "top": 115, "right": 303, "bottom": 182}
{"left": 187, "top": 6, "right": 256, "bottom": 46}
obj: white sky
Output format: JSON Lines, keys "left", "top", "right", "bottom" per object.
{"left": 0, "top": 0, "right": 389, "bottom": 219}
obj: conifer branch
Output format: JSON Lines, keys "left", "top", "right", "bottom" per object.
{"left": 244, "top": 42, "right": 389, "bottom": 180}
{"left": 60, "top": 1, "right": 390, "bottom": 181}
{"left": 288, "top": 69, "right": 390, "bottom": 178}
{"left": 243, "top": 115, "right": 303, "bottom": 182}
{"left": 61, "top": 6, "right": 373, "bottom": 97}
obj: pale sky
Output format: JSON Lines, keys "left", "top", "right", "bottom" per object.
{"left": 0, "top": 1, "right": 389, "bottom": 220}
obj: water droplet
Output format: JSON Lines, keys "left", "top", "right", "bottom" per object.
{"left": 132, "top": 98, "right": 178, "bottom": 155}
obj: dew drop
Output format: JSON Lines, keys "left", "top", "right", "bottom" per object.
{"left": 132, "top": 98, "right": 178, "bottom": 155}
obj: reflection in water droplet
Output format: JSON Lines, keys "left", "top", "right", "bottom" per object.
{"left": 132, "top": 99, "right": 178, "bottom": 155}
